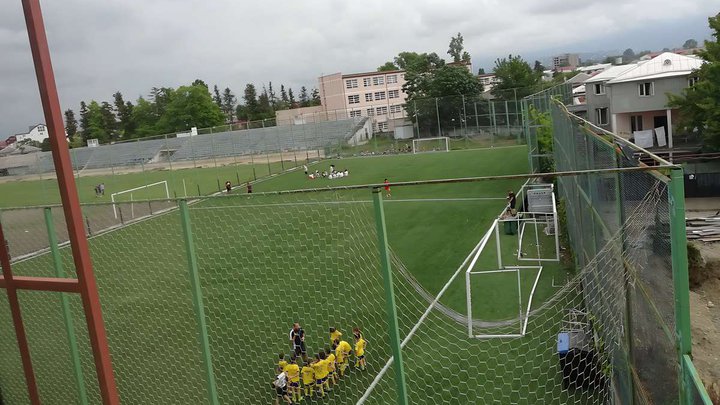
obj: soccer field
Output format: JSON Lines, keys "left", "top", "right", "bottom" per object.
{"left": 0, "top": 146, "right": 588, "bottom": 404}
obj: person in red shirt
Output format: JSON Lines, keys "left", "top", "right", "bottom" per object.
{"left": 384, "top": 179, "right": 391, "bottom": 198}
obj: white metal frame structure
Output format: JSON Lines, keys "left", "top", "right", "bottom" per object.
{"left": 412, "top": 137, "right": 449, "bottom": 154}
{"left": 465, "top": 218, "right": 544, "bottom": 339}
{"left": 110, "top": 180, "right": 169, "bottom": 219}
{"left": 516, "top": 184, "right": 560, "bottom": 262}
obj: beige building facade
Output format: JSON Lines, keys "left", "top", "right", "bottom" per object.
{"left": 318, "top": 70, "right": 408, "bottom": 132}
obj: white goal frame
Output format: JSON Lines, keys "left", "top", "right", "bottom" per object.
{"left": 412, "top": 137, "right": 449, "bottom": 154}
{"left": 111, "top": 180, "right": 169, "bottom": 219}
{"left": 465, "top": 218, "right": 544, "bottom": 339}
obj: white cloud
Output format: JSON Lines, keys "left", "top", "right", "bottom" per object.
{"left": 0, "top": 0, "right": 716, "bottom": 135}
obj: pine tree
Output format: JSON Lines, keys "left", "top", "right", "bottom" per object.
{"left": 288, "top": 88, "right": 296, "bottom": 107}
{"left": 64, "top": 109, "right": 78, "bottom": 138}
{"left": 79, "top": 101, "right": 89, "bottom": 140}
{"left": 213, "top": 85, "right": 223, "bottom": 108}
{"left": 310, "top": 88, "right": 321, "bottom": 106}
{"left": 222, "top": 87, "right": 237, "bottom": 122}
{"left": 299, "top": 86, "right": 309, "bottom": 107}
{"left": 268, "top": 82, "right": 277, "bottom": 109}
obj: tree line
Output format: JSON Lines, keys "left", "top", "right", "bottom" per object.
{"left": 63, "top": 79, "right": 320, "bottom": 147}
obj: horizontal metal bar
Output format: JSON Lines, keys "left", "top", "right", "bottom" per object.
{"left": 0, "top": 164, "right": 679, "bottom": 211}
{"left": 0, "top": 276, "right": 80, "bottom": 293}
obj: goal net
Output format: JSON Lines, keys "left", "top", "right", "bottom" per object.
{"left": 110, "top": 180, "right": 169, "bottom": 219}
{"left": 412, "top": 137, "right": 449, "bottom": 154}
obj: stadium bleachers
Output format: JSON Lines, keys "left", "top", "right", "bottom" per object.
{"left": 1, "top": 118, "right": 362, "bottom": 176}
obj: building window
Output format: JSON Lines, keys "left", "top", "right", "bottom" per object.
{"left": 390, "top": 104, "right": 403, "bottom": 114}
{"left": 376, "top": 106, "right": 388, "bottom": 115}
{"left": 388, "top": 89, "right": 400, "bottom": 99}
{"left": 372, "top": 76, "right": 385, "bottom": 86}
{"left": 345, "top": 79, "right": 358, "bottom": 89}
{"left": 363, "top": 78, "right": 371, "bottom": 87}
{"left": 688, "top": 76, "right": 700, "bottom": 87}
{"left": 378, "top": 122, "right": 388, "bottom": 131}
{"left": 367, "top": 108, "right": 375, "bottom": 116}
{"left": 594, "top": 83, "right": 605, "bottom": 95}
{"left": 387, "top": 75, "right": 398, "bottom": 84}
{"left": 630, "top": 115, "right": 643, "bottom": 132}
{"left": 365, "top": 93, "right": 373, "bottom": 102}
{"left": 349, "top": 110, "right": 362, "bottom": 118}
{"left": 638, "top": 82, "right": 654, "bottom": 97}
{"left": 374, "top": 91, "right": 386, "bottom": 101}
{"left": 348, "top": 94, "right": 360, "bottom": 104}
{"left": 595, "top": 108, "right": 608, "bottom": 125}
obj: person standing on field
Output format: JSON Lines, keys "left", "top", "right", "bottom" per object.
{"left": 289, "top": 322, "right": 308, "bottom": 362}
{"left": 303, "top": 164, "right": 308, "bottom": 175}
{"left": 247, "top": 182, "right": 253, "bottom": 194}
{"left": 225, "top": 181, "right": 232, "bottom": 193}
{"left": 384, "top": 179, "right": 391, "bottom": 198}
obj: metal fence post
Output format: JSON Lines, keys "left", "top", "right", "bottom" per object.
{"left": 669, "top": 168, "right": 692, "bottom": 405}
{"left": 44, "top": 207, "right": 88, "bottom": 405}
{"left": 179, "top": 200, "right": 219, "bottom": 405}
{"left": 371, "top": 189, "right": 408, "bottom": 405}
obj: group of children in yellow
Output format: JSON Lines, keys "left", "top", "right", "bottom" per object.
{"left": 271, "top": 327, "right": 367, "bottom": 404}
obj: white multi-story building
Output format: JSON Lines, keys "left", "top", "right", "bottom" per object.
{"left": 15, "top": 124, "right": 48, "bottom": 143}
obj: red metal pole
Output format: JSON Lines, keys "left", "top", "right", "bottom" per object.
{"left": 20, "top": 1, "right": 120, "bottom": 404}
{"left": 0, "top": 223, "right": 41, "bottom": 405}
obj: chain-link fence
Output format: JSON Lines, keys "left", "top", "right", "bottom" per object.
{"left": 542, "top": 93, "right": 711, "bottom": 404}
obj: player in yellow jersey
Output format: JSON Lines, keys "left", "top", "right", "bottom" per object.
{"left": 324, "top": 347, "right": 337, "bottom": 386}
{"left": 354, "top": 329, "right": 367, "bottom": 370}
{"left": 334, "top": 340, "right": 352, "bottom": 377}
{"left": 311, "top": 353, "right": 328, "bottom": 397}
{"left": 301, "top": 358, "right": 315, "bottom": 399}
{"left": 278, "top": 353, "right": 288, "bottom": 373}
{"left": 329, "top": 327, "right": 342, "bottom": 345}
{"left": 283, "top": 355, "right": 301, "bottom": 403}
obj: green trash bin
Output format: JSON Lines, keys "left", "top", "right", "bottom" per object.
{"left": 504, "top": 219, "right": 518, "bottom": 235}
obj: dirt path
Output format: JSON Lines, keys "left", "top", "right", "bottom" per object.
{"left": 689, "top": 239, "right": 720, "bottom": 403}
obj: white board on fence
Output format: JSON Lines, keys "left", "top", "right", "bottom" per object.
{"left": 654, "top": 126, "right": 667, "bottom": 147}
{"left": 527, "top": 188, "right": 554, "bottom": 213}
{"left": 394, "top": 125, "right": 414, "bottom": 140}
{"left": 633, "top": 130, "right": 654, "bottom": 148}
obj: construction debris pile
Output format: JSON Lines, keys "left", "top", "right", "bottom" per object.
{"left": 687, "top": 214, "right": 720, "bottom": 242}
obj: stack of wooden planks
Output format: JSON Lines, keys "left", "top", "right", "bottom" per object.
{"left": 687, "top": 215, "right": 720, "bottom": 242}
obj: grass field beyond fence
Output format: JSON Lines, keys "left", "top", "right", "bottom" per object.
{"left": 0, "top": 146, "right": 589, "bottom": 404}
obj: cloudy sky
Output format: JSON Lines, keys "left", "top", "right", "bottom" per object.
{"left": 1, "top": 0, "right": 716, "bottom": 136}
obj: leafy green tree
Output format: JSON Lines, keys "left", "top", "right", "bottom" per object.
{"left": 448, "top": 32, "right": 466, "bottom": 63}
{"left": 131, "top": 97, "right": 157, "bottom": 137}
{"left": 84, "top": 101, "right": 110, "bottom": 143}
{"left": 478, "top": 68, "right": 486, "bottom": 75}
{"left": 622, "top": 48, "right": 635, "bottom": 63}
{"left": 393, "top": 51, "right": 444, "bottom": 74}
{"left": 64, "top": 109, "right": 78, "bottom": 138}
{"left": 404, "top": 65, "right": 483, "bottom": 137}
{"left": 492, "top": 54, "right": 540, "bottom": 99}
{"left": 299, "top": 86, "right": 310, "bottom": 107}
{"left": 222, "top": 87, "right": 237, "bottom": 122}
{"left": 192, "top": 79, "right": 208, "bottom": 89}
{"left": 683, "top": 38, "right": 698, "bottom": 49}
{"left": 155, "top": 84, "right": 225, "bottom": 133}
{"left": 669, "top": 13, "right": 720, "bottom": 150}
{"left": 258, "top": 87, "right": 274, "bottom": 117}
{"left": 533, "top": 60, "right": 545, "bottom": 73}
{"left": 377, "top": 61, "right": 398, "bottom": 71}
{"left": 212, "top": 85, "right": 222, "bottom": 108}
{"left": 40, "top": 138, "right": 52, "bottom": 152}
{"left": 529, "top": 105, "right": 554, "bottom": 172}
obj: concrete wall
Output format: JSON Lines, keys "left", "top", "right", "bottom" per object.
{"left": 608, "top": 76, "right": 689, "bottom": 114}
{"left": 614, "top": 109, "right": 680, "bottom": 139}
{"left": 318, "top": 73, "right": 345, "bottom": 111}
{"left": 347, "top": 118, "right": 374, "bottom": 146}
{"left": 275, "top": 106, "right": 326, "bottom": 126}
